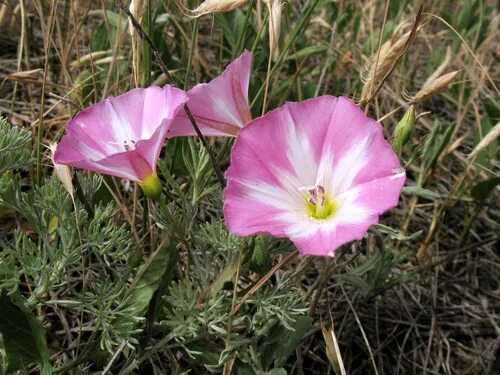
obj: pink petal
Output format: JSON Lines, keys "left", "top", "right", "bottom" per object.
{"left": 223, "top": 96, "right": 405, "bottom": 257}
{"left": 54, "top": 85, "right": 187, "bottom": 181}
{"left": 168, "top": 50, "right": 252, "bottom": 137}
{"left": 292, "top": 173, "right": 406, "bottom": 256}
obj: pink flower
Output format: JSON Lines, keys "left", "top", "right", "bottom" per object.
{"left": 54, "top": 85, "right": 187, "bottom": 197}
{"left": 168, "top": 50, "right": 252, "bottom": 138}
{"left": 223, "top": 96, "right": 406, "bottom": 256}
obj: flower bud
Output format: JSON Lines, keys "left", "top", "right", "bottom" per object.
{"left": 139, "top": 172, "right": 161, "bottom": 200}
{"left": 392, "top": 106, "right": 415, "bottom": 157}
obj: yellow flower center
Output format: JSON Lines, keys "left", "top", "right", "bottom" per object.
{"left": 305, "top": 185, "right": 337, "bottom": 220}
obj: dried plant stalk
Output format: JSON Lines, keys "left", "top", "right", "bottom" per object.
{"left": 191, "top": 0, "right": 247, "bottom": 17}
{"left": 467, "top": 122, "right": 500, "bottom": 161}
{"left": 263, "top": 0, "right": 283, "bottom": 61}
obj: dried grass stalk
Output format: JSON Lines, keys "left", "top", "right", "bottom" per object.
{"left": 4, "top": 68, "right": 43, "bottom": 81}
{"left": 263, "top": 0, "right": 283, "bottom": 61}
{"left": 467, "top": 122, "right": 500, "bottom": 161}
{"left": 322, "top": 323, "right": 347, "bottom": 375}
{"left": 191, "top": 0, "right": 247, "bottom": 17}
{"left": 129, "top": 0, "right": 145, "bottom": 36}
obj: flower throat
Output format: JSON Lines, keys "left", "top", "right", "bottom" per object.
{"left": 305, "top": 185, "right": 337, "bottom": 220}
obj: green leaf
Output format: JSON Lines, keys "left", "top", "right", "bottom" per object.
{"left": 471, "top": 177, "right": 500, "bottom": 203}
{"left": 215, "top": 10, "right": 246, "bottom": 53}
{"left": 421, "top": 121, "right": 456, "bottom": 173}
{"left": 0, "top": 117, "right": 32, "bottom": 174}
{"left": 371, "top": 224, "right": 422, "bottom": 241}
{"left": 0, "top": 255, "right": 19, "bottom": 295}
{"left": 262, "top": 369, "right": 287, "bottom": 375}
{"left": 209, "top": 255, "right": 240, "bottom": 296}
{"left": 113, "top": 241, "right": 177, "bottom": 345}
{"left": 250, "top": 236, "right": 272, "bottom": 276}
{"left": 261, "top": 315, "right": 313, "bottom": 369}
{"left": 0, "top": 292, "right": 51, "bottom": 374}
{"left": 285, "top": 45, "right": 328, "bottom": 61}
{"left": 402, "top": 186, "right": 440, "bottom": 200}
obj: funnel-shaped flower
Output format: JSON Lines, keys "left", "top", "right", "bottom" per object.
{"left": 54, "top": 86, "right": 187, "bottom": 197}
{"left": 168, "top": 50, "right": 252, "bottom": 138}
{"left": 224, "top": 96, "right": 406, "bottom": 256}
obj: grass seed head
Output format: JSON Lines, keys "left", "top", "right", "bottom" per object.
{"left": 409, "top": 70, "right": 459, "bottom": 104}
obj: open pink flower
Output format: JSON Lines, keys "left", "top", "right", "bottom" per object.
{"left": 223, "top": 96, "right": 406, "bottom": 256}
{"left": 54, "top": 85, "right": 187, "bottom": 197}
{"left": 168, "top": 50, "right": 252, "bottom": 137}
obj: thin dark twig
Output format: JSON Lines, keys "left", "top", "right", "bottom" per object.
{"left": 49, "top": 92, "right": 83, "bottom": 111}
{"left": 116, "top": 0, "right": 226, "bottom": 187}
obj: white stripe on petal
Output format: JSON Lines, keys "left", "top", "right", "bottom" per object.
{"left": 329, "top": 136, "right": 370, "bottom": 195}
{"left": 108, "top": 102, "right": 134, "bottom": 143}
{"left": 283, "top": 109, "right": 318, "bottom": 187}
{"left": 206, "top": 86, "right": 245, "bottom": 127}
{"left": 239, "top": 179, "right": 298, "bottom": 211}
{"left": 335, "top": 188, "right": 372, "bottom": 224}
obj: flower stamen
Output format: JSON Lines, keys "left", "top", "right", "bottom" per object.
{"left": 305, "top": 185, "right": 337, "bottom": 220}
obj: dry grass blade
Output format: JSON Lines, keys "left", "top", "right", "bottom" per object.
{"left": 1, "top": 68, "right": 43, "bottom": 81}
{"left": 409, "top": 70, "right": 459, "bottom": 104}
{"left": 128, "top": 0, "right": 144, "bottom": 35}
{"left": 467, "top": 122, "right": 500, "bottom": 161}
{"left": 49, "top": 143, "right": 74, "bottom": 203}
{"left": 263, "top": 0, "right": 283, "bottom": 61}
{"left": 190, "top": 0, "right": 247, "bottom": 17}
{"left": 321, "top": 322, "right": 347, "bottom": 375}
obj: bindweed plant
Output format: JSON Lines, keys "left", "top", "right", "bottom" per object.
{"left": 0, "top": 1, "right": 498, "bottom": 374}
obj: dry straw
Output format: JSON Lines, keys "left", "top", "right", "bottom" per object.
{"left": 467, "top": 122, "right": 500, "bottom": 161}
{"left": 263, "top": 0, "right": 283, "bottom": 61}
{"left": 190, "top": 0, "right": 247, "bottom": 17}
{"left": 128, "top": 0, "right": 145, "bottom": 36}
{"left": 0, "top": 2, "right": 21, "bottom": 36}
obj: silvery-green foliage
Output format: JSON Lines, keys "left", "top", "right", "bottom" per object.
{"left": 88, "top": 204, "right": 131, "bottom": 258}
{"left": 0, "top": 117, "right": 32, "bottom": 173}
